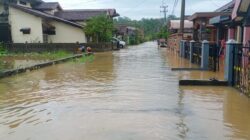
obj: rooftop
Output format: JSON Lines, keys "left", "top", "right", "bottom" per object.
{"left": 34, "top": 2, "right": 62, "bottom": 10}
{"left": 169, "top": 20, "right": 193, "bottom": 29}
{"left": 188, "top": 12, "right": 230, "bottom": 21}
{"left": 10, "top": 4, "right": 83, "bottom": 28}
{"left": 55, "top": 9, "right": 120, "bottom": 21}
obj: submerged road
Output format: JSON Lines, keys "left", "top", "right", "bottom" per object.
{"left": 0, "top": 42, "right": 250, "bottom": 140}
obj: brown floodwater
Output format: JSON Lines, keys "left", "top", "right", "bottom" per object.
{"left": 0, "top": 42, "right": 249, "bottom": 140}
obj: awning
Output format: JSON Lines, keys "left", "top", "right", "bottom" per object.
{"left": 209, "top": 15, "right": 231, "bottom": 25}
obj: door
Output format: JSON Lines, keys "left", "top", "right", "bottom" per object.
{"left": 0, "top": 23, "right": 12, "bottom": 43}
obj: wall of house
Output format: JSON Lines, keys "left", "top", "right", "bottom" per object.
{"left": 48, "top": 21, "right": 86, "bottom": 43}
{"left": 9, "top": 7, "right": 43, "bottom": 43}
{"left": 0, "top": 4, "right": 4, "bottom": 13}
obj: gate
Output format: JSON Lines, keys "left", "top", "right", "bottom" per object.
{"left": 191, "top": 42, "right": 202, "bottom": 65}
{"left": 209, "top": 43, "right": 220, "bottom": 72}
{"left": 184, "top": 41, "right": 190, "bottom": 59}
{"left": 0, "top": 23, "right": 12, "bottom": 43}
{"left": 232, "top": 44, "right": 250, "bottom": 96}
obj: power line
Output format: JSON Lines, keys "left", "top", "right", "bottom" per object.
{"left": 171, "top": 0, "right": 179, "bottom": 15}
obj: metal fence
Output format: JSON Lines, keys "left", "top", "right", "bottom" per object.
{"left": 191, "top": 42, "right": 202, "bottom": 65}
{"left": 232, "top": 44, "right": 250, "bottom": 96}
{"left": 184, "top": 41, "right": 190, "bottom": 59}
{"left": 209, "top": 43, "right": 220, "bottom": 72}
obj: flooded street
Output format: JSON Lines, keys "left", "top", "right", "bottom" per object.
{"left": 0, "top": 42, "right": 250, "bottom": 140}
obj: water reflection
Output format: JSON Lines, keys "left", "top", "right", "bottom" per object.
{"left": 0, "top": 42, "right": 249, "bottom": 140}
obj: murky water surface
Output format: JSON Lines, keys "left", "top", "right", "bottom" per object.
{"left": 0, "top": 42, "right": 250, "bottom": 140}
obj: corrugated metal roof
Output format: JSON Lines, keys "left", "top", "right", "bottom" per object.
{"left": 55, "top": 9, "right": 119, "bottom": 21}
{"left": 11, "top": 4, "right": 83, "bottom": 28}
{"left": 169, "top": 20, "right": 193, "bottom": 29}
{"left": 34, "top": 2, "right": 62, "bottom": 10}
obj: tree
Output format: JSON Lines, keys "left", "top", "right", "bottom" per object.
{"left": 157, "top": 27, "right": 169, "bottom": 39}
{"left": 84, "top": 15, "right": 114, "bottom": 43}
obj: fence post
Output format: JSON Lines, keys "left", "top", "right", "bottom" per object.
{"left": 224, "top": 39, "right": 236, "bottom": 86}
{"left": 189, "top": 40, "right": 195, "bottom": 63}
{"left": 201, "top": 40, "right": 209, "bottom": 70}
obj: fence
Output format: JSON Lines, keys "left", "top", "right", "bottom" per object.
{"left": 209, "top": 43, "right": 220, "bottom": 72}
{"left": 184, "top": 41, "right": 190, "bottom": 59}
{"left": 191, "top": 42, "right": 202, "bottom": 65}
{"left": 3, "top": 42, "right": 117, "bottom": 53}
{"left": 232, "top": 44, "right": 250, "bottom": 96}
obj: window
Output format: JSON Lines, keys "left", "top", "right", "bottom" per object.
{"left": 43, "top": 34, "right": 48, "bottom": 43}
{"left": 19, "top": 0, "right": 27, "bottom": 5}
{"left": 20, "top": 28, "right": 31, "bottom": 34}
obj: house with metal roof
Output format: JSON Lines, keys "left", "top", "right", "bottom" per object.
{"left": 0, "top": 0, "right": 119, "bottom": 43}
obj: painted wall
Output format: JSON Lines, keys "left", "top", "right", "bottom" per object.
{"left": 48, "top": 21, "right": 86, "bottom": 43}
{"left": 9, "top": 7, "right": 43, "bottom": 43}
{"left": 0, "top": 4, "right": 4, "bottom": 13}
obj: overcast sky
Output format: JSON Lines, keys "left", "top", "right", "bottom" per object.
{"left": 44, "top": 0, "right": 232, "bottom": 20}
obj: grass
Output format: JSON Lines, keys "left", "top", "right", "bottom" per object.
{"left": 72, "top": 54, "right": 95, "bottom": 63}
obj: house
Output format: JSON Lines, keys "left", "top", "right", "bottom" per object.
{"left": 231, "top": 0, "right": 250, "bottom": 45}
{"left": 209, "top": 1, "right": 237, "bottom": 45}
{"left": 168, "top": 20, "right": 193, "bottom": 39}
{"left": 167, "top": 20, "right": 193, "bottom": 52}
{"left": 0, "top": 0, "right": 119, "bottom": 44}
{"left": 115, "top": 25, "right": 143, "bottom": 44}
{"left": 188, "top": 12, "right": 229, "bottom": 42}
{"left": 55, "top": 9, "right": 119, "bottom": 26}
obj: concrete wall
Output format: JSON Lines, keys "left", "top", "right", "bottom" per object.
{"left": 4, "top": 43, "right": 116, "bottom": 53}
{"left": 48, "top": 21, "right": 86, "bottom": 43}
{"left": 9, "top": 7, "right": 43, "bottom": 43}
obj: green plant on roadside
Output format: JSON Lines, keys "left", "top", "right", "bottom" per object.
{"left": 0, "top": 43, "right": 7, "bottom": 56}
{"left": 73, "top": 54, "right": 95, "bottom": 63}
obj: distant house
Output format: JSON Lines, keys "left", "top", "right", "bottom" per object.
{"left": 115, "top": 25, "right": 144, "bottom": 44}
{"left": 0, "top": 0, "right": 119, "bottom": 43}
{"left": 188, "top": 12, "right": 229, "bottom": 42}
{"left": 168, "top": 20, "right": 193, "bottom": 39}
{"left": 55, "top": 9, "right": 119, "bottom": 26}
{"left": 209, "top": 1, "right": 235, "bottom": 45}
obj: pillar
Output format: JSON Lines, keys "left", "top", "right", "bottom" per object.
{"left": 216, "top": 26, "right": 222, "bottom": 45}
{"left": 201, "top": 40, "right": 209, "bottom": 70}
{"left": 236, "top": 26, "right": 242, "bottom": 43}
{"left": 228, "top": 28, "right": 235, "bottom": 40}
{"left": 224, "top": 39, "right": 236, "bottom": 86}
{"left": 243, "top": 26, "right": 250, "bottom": 45}
{"left": 189, "top": 40, "right": 195, "bottom": 63}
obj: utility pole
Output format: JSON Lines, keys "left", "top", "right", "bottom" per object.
{"left": 180, "top": 0, "right": 185, "bottom": 33}
{"left": 160, "top": 0, "right": 168, "bottom": 25}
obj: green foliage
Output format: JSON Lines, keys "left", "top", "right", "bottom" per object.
{"left": 114, "top": 15, "right": 177, "bottom": 40}
{"left": 157, "top": 27, "right": 169, "bottom": 39}
{"left": 0, "top": 43, "right": 7, "bottom": 55}
{"left": 85, "top": 15, "right": 114, "bottom": 43}
{"left": 33, "top": 51, "right": 72, "bottom": 60}
{"left": 73, "top": 54, "right": 95, "bottom": 63}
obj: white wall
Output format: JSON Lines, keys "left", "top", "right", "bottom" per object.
{"left": 48, "top": 21, "right": 86, "bottom": 43}
{"left": 0, "top": 4, "right": 4, "bottom": 13}
{"left": 9, "top": 7, "right": 43, "bottom": 43}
